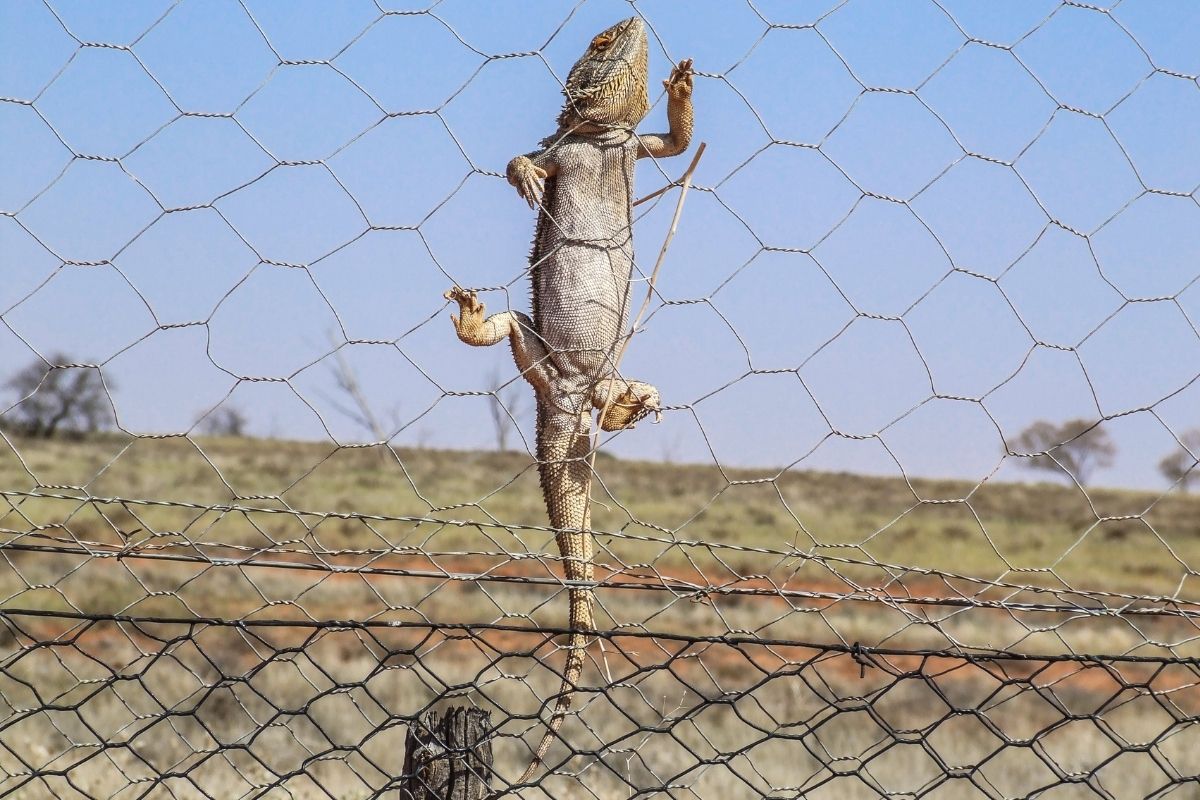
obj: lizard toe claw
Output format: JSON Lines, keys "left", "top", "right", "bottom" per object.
{"left": 664, "top": 59, "right": 694, "bottom": 98}
{"left": 445, "top": 287, "right": 487, "bottom": 340}
{"left": 523, "top": 178, "right": 544, "bottom": 208}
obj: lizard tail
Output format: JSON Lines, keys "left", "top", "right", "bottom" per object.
{"left": 516, "top": 594, "right": 589, "bottom": 786}
{"left": 520, "top": 406, "right": 596, "bottom": 786}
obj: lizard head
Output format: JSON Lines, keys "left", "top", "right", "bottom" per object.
{"left": 557, "top": 16, "right": 650, "bottom": 134}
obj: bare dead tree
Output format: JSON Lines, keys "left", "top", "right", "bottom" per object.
{"left": 1010, "top": 418, "right": 1116, "bottom": 486}
{"left": 3, "top": 354, "right": 114, "bottom": 438}
{"left": 488, "top": 366, "right": 528, "bottom": 452}
{"left": 320, "top": 338, "right": 400, "bottom": 443}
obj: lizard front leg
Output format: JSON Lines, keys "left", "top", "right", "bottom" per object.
{"left": 507, "top": 151, "right": 559, "bottom": 209}
{"left": 444, "top": 286, "right": 555, "bottom": 397}
{"left": 637, "top": 58, "right": 694, "bottom": 160}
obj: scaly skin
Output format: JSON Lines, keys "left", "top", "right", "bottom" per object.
{"left": 443, "top": 16, "right": 693, "bottom": 786}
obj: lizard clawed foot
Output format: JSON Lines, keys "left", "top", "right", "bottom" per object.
{"left": 506, "top": 155, "right": 549, "bottom": 210}
{"left": 663, "top": 58, "right": 694, "bottom": 100}
{"left": 599, "top": 383, "right": 662, "bottom": 431}
{"left": 444, "top": 286, "right": 486, "bottom": 340}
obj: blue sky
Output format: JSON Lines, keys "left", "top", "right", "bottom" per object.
{"left": 2, "top": 0, "right": 1200, "bottom": 491}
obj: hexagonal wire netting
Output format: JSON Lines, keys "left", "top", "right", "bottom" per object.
{"left": 2, "top": 0, "right": 1200, "bottom": 797}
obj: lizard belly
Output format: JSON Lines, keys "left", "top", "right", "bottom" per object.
{"left": 533, "top": 136, "right": 637, "bottom": 391}
{"left": 535, "top": 243, "right": 632, "bottom": 364}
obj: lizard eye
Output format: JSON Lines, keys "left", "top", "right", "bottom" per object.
{"left": 591, "top": 33, "right": 612, "bottom": 50}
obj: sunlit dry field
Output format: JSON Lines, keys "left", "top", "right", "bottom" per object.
{"left": 2, "top": 435, "right": 1199, "bottom": 797}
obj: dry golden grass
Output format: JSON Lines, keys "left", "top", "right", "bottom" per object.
{"left": 3, "top": 433, "right": 1199, "bottom": 597}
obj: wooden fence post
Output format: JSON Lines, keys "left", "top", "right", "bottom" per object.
{"left": 400, "top": 707, "right": 494, "bottom": 799}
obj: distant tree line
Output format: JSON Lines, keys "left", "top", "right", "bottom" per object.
{"left": 1, "top": 354, "right": 113, "bottom": 439}
{"left": 3, "top": 354, "right": 1200, "bottom": 489}
{"left": 1159, "top": 430, "right": 1200, "bottom": 493}
{"left": 1010, "top": 418, "right": 1115, "bottom": 486}
{"left": 197, "top": 406, "right": 248, "bottom": 437}
{"left": 0, "top": 351, "right": 530, "bottom": 453}
{"left": 1012, "top": 417, "right": 1200, "bottom": 491}
{"left": 0, "top": 352, "right": 249, "bottom": 440}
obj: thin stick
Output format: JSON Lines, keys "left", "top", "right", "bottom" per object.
{"left": 596, "top": 141, "right": 706, "bottom": 445}
{"left": 587, "top": 139, "right": 706, "bottom": 589}
{"left": 586, "top": 143, "right": 705, "bottom": 669}
{"left": 608, "top": 142, "right": 706, "bottom": 389}
{"left": 631, "top": 181, "right": 674, "bottom": 208}
{"left": 630, "top": 144, "right": 705, "bottom": 209}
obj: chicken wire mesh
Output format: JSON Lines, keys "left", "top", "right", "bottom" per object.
{"left": 2, "top": 0, "right": 1200, "bottom": 797}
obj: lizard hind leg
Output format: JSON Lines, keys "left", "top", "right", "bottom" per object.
{"left": 443, "top": 286, "right": 555, "bottom": 397}
{"left": 594, "top": 378, "right": 661, "bottom": 431}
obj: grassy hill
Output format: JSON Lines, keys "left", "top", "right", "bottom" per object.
{"left": 2, "top": 433, "right": 1198, "bottom": 600}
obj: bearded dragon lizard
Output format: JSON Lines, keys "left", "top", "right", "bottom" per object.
{"left": 443, "top": 16, "right": 693, "bottom": 784}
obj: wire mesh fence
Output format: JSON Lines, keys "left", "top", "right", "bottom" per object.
{"left": 2, "top": 0, "right": 1200, "bottom": 797}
